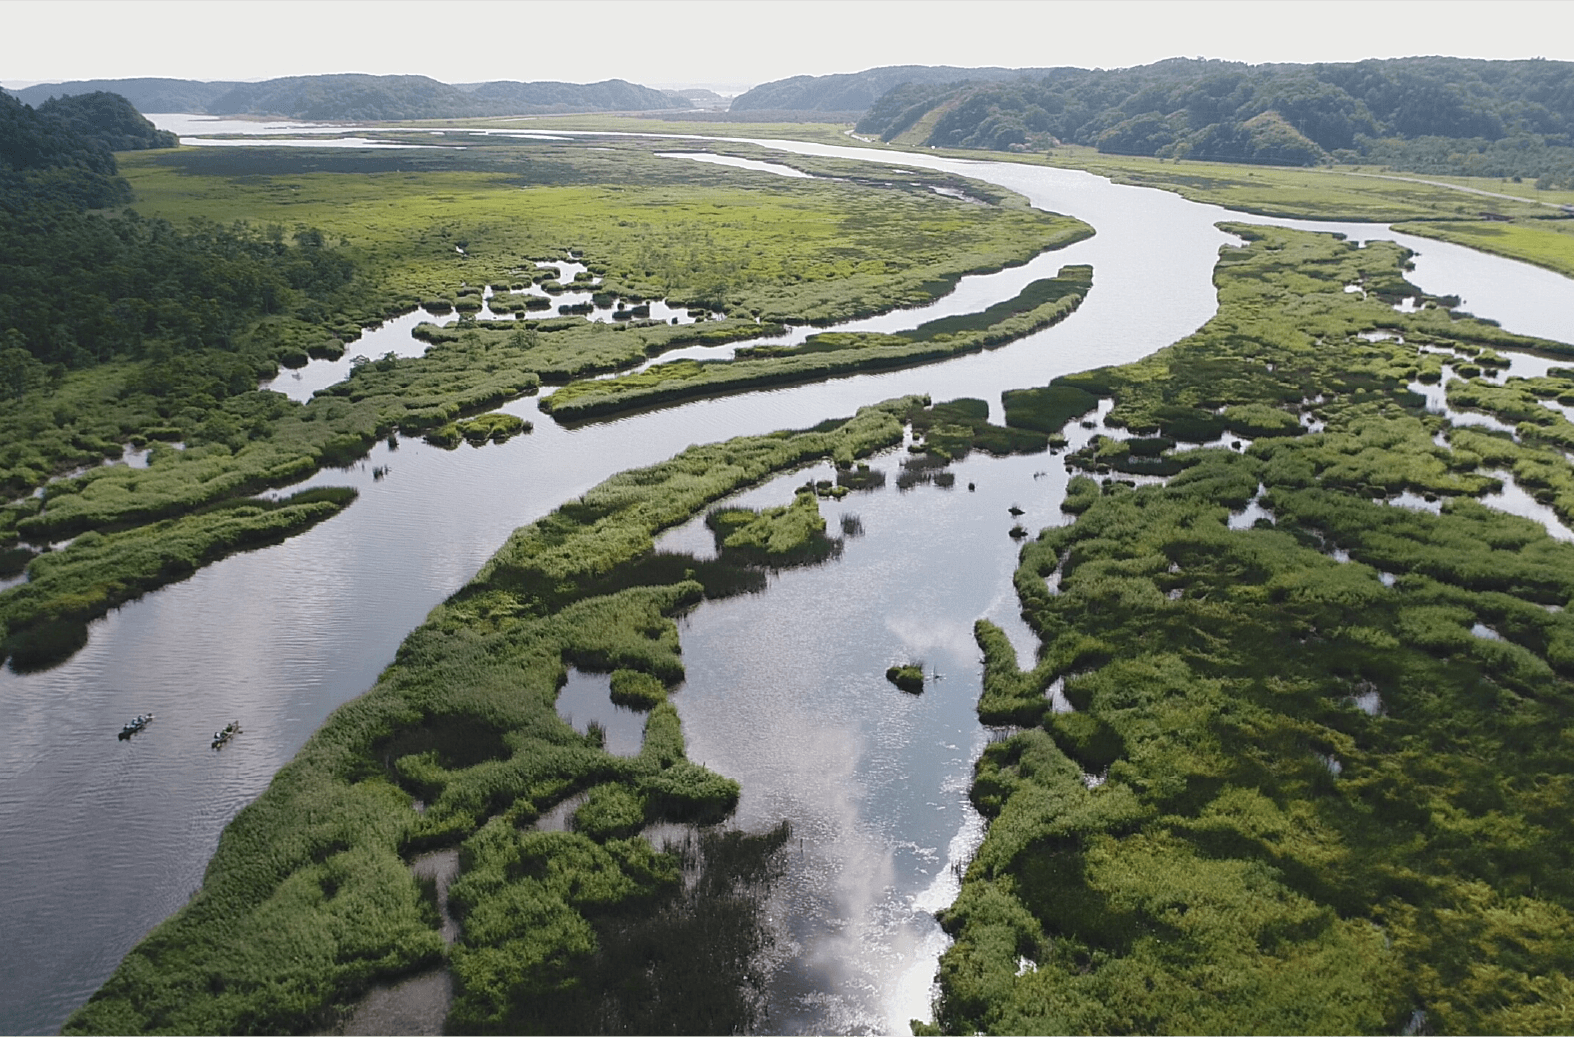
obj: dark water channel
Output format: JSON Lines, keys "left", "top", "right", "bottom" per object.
{"left": 3, "top": 135, "right": 1573, "bottom": 1034}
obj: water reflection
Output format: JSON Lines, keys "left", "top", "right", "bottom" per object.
{"left": 555, "top": 669, "right": 645, "bottom": 757}
{"left": 5, "top": 134, "right": 1574, "bottom": 1036}
{"left": 655, "top": 151, "right": 813, "bottom": 178}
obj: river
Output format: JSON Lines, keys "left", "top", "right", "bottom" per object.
{"left": 2, "top": 132, "right": 1572, "bottom": 1035}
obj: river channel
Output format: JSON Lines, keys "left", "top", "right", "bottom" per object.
{"left": 2, "top": 131, "right": 1572, "bottom": 1035}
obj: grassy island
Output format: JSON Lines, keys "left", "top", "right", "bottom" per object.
{"left": 64, "top": 396, "right": 924, "bottom": 1035}
{"left": 540, "top": 266, "right": 1091, "bottom": 421}
{"left": 2, "top": 135, "right": 1090, "bottom": 672}
{"left": 926, "top": 224, "right": 1574, "bottom": 1035}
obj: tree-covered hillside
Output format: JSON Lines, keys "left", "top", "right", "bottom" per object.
{"left": 0, "top": 90, "right": 174, "bottom": 210}
{"left": 838, "top": 57, "right": 1574, "bottom": 181}
{"left": 729, "top": 65, "right": 1055, "bottom": 116}
{"left": 11, "top": 74, "right": 689, "bottom": 120}
{"left": 34, "top": 93, "right": 178, "bottom": 151}
{"left": 0, "top": 90, "right": 359, "bottom": 388}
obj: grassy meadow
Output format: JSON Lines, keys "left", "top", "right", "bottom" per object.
{"left": 118, "top": 141, "right": 1084, "bottom": 324}
{"left": 1395, "top": 217, "right": 1574, "bottom": 279}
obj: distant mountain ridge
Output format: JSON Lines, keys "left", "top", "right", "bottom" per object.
{"left": 730, "top": 65, "right": 1053, "bottom": 114}
{"left": 9, "top": 74, "right": 689, "bottom": 119}
{"left": 10, "top": 78, "right": 244, "bottom": 113}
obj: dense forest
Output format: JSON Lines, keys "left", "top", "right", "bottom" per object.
{"left": 776, "top": 57, "right": 1574, "bottom": 181}
{"left": 8, "top": 74, "right": 689, "bottom": 120}
{"left": 0, "top": 90, "right": 360, "bottom": 408}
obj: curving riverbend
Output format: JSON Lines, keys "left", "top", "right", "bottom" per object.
{"left": 2, "top": 135, "right": 1572, "bottom": 1035}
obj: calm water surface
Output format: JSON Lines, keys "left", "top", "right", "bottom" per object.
{"left": 3, "top": 136, "right": 1572, "bottom": 1034}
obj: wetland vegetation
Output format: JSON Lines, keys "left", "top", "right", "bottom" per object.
{"left": 0, "top": 486, "right": 355, "bottom": 671}
{"left": 540, "top": 266, "right": 1091, "bottom": 421}
{"left": 17, "top": 75, "right": 1574, "bottom": 1036}
{"left": 928, "top": 223, "right": 1574, "bottom": 1035}
{"left": 62, "top": 397, "right": 921, "bottom": 1034}
{"left": 60, "top": 380, "right": 1075, "bottom": 1033}
{"left": 1, "top": 116, "right": 1089, "bottom": 672}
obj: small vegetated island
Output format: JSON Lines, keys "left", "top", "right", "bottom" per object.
{"left": 923, "top": 225, "right": 1574, "bottom": 1035}
{"left": 0, "top": 90, "right": 1090, "bottom": 672}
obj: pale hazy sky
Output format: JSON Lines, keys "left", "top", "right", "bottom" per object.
{"left": 4, "top": 0, "right": 1570, "bottom": 92}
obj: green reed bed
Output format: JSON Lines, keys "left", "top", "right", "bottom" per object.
{"left": 64, "top": 397, "right": 917, "bottom": 1035}
{"left": 540, "top": 266, "right": 1093, "bottom": 422}
{"left": 0, "top": 487, "right": 356, "bottom": 671}
{"left": 705, "top": 490, "right": 837, "bottom": 568}
{"left": 928, "top": 224, "right": 1574, "bottom": 1035}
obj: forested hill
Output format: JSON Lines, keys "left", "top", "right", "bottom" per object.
{"left": 728, "top": 65, "right": 1054, "bottom": 116}
{"left": 35, "top": 93, "right": 178, "bottom": 151}
{"left": 0, "top": 88, "right": 359, "bottom": 392}
{"left": 745, "top": 57, "right": 1574, "bottom": 181}
{"left": 1, "top": 91, "right": 173, "bottom": 209}
{"left": 10, "top": 74, "right": 688, "bottom": 119}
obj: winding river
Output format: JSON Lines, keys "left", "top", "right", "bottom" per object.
{"left": 3, "top": 132, "right": 1573, "bottom": 1035}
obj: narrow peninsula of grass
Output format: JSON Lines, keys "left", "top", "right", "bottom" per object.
{"left": 929, "top": 224, "right": 1574, "bottom": 1035}
{"left": 1, "top": 487, "right": 355, "bottom": 671}
{"left": 540, "top": 266, "right": 1092, "bottom": 422}
{"left": 1395, "top": 217, "right": 1574, "bottom": 280}
{"left": 64, "top": 396, "right": 917, "bottom": 1036}
{"left": 1037, "top": 147, "right": 1562, "bottom": 221}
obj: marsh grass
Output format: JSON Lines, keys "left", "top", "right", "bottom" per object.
{"left": 706, "top": 491, "right": 840, "bottom": 568}
{"left": 540, "top": 267, "right": 1092, "bottom": 421}
{"left": 1, "top": 487, "right": 357, "bottom": 671}
{"left": 451, "top": 821, "right": 790, "bottom": 1035}
{"left": 1395, "top": 218, "right": 1574, "bottom": 280}
{"left": 1038, "top": 146, "right": 1561, "bottom": 222}
{"left": 933, "top": 223, "right": 1574, "bottom": 1036}
{"left": 836, "top": 462, "right": 886, "bottom": 492}
{"left": 65, "top": 397, "right": 915, "bottom": 1035}
{"left": 3, "top": 140, "right": 1087, "bottom": 673}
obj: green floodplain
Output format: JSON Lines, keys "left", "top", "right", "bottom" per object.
{"left": 927, "top": 225, "right": 1574, "bottom": 1035}
{"left": 63, "top": 217, "right": 1574, "bottom": 1035}
{"left": 10, "top": 95, "right": 1574, "bottom": 1034}
{"left": 0, "top": 131, "right": 1089, "bottom": 670}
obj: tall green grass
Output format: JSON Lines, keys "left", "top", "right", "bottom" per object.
{"left": 541, "top": 267, "right": 1092, "bottom": 421}
{"left": 928, "top": 224, "right": 1574, "bottom": 1036}
{"left": 1, "top": 487, "right": 356, "bottom": 671}
{"left": 64, "top": 397, "right": 915, "bottom": 1035}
